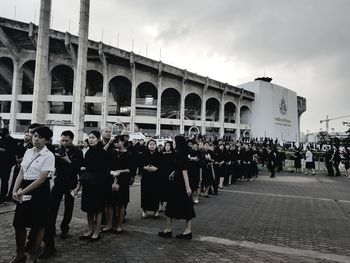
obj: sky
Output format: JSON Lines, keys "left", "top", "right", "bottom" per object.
{"left": 0, "top": 0, "right": 349, "bottom": 134}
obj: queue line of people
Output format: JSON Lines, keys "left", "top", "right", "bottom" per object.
{"left": 6, "top": 124, "right": 350, "bottom": 263}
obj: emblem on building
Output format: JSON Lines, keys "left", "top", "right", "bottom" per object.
{"left": 279, "top": 96, "right": 287, "bottom": 115}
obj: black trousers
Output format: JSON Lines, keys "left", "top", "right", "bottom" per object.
{"left": 326, "top": 162, "right": 334, "bottom": 176}
{"left": 213, "top": 165, "right": 220, "bottom": 194}
{"left": 334, "top": 162, "right": 341, "bottom": 176}
{"left": 44, "top": 183, "right": 75, "bottom": 247}
{"left": 268, "top": 164, "right": 275, "bottom": 177}
{"left": 0, "top": 165, "right": 12, "bottom": 201}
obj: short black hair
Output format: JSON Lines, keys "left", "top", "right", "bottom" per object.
{"left": 34, "top": 126, "right": 53, "bottom": 140}
{"left": 114, "top": 135, "right": 126, "bottom": 143}
{"left": 89, "top": 130, "right": 101, "bottom": 139}
{"left": 61, "top": 130, "right": 74, "bottom": 139}
{"left": 0, "top": 128, "right": 9, "bottom": 136}
{"left": 28, "top": 123, "right": 42, "bottom": 131}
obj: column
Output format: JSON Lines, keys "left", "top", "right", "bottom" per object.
{"left": 156, "top": 62, "right": 162, "bottom": 136}
{"left": 201, "top": 77, "right": 209, "bottom": 135}
{"left": 219, "top": 86, "right": 226, "bottom": 139}
{"left": 72, "top": 0, "right": 90, "bottom": 143}
{"left": 32, "top": 0, "right": 52, "bottom": 123}
{"left": 99, "top": 42, "right": 108, "bottom": 128}
{"left": 9, "top": 59, "right": 22, "bottom": 133}
{"left": 129, "top": 52, "right": 136, "bottom": 132}
{"left": 235, "top": 96, "right": 242, "bottom": 141}
{"left": 180, "top": 70, "right": 187, "bottom": 134}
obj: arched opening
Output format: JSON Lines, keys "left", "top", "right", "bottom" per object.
{"left": 240, "top": 105, "right": 251, "bottom": 125}
{"left": 0, "top": 57, "right": 13, "bottom": 94}
{"left": 49, "top": 65, "right": 74, "bottom": 114}
{"left": 19, "top": 60, "right": 36, "bottom": 113}
{"left": 108, "top": 76, "right": 132, "bottom": 116}
{"left": 224, "top": 102, "right": 236, "bottom": 123}
{"left": 86, "top": 70, "right": 103, "bottom": 96}
{"left": 185, "top": 93, "right": 201, "bottom": 120}
{"left": 136, "top": 82, "right": 157, "bottom": 116}
{"left": 50, "top": 65, "right": 74, "bottom": 95}
{"left": 161, "top": 88, "right": 180, "bottom": 119}
{"left": 20, "top": 60, "right": 35, "bottom": 94}
{"left": 85, "top": 70, "right": 103, "bottom": 115}
{"left": 206, "top": 98, "right": 220, "bottom": 121}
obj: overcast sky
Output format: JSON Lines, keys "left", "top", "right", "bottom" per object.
{"left": 1, "top": 0, "right": 349, "bottom": 134}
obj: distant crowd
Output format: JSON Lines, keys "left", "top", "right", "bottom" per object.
{"left": 0, "top": 125, "right": 349, "bottom": 263}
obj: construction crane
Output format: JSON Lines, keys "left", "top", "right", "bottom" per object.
{"left": 320, "top": 114, "right": 350, "bottom": 133}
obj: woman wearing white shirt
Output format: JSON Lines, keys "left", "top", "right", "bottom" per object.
{"left": 10, "top": 126, "right": 55, "bottom": 263}
{"left": 305, "top": 146, "right": 316, "bottom": 175}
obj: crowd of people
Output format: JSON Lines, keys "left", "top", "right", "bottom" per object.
{"left": 0, "top": 125, "right": 349, "bottom": 263}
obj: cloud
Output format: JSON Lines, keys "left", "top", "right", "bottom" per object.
{"left": 0, "top": 0, "right": 349, "bottom": 132}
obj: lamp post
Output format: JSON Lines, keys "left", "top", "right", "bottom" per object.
{"left": 111, "top": 121, "right": 126, "bottom": 135}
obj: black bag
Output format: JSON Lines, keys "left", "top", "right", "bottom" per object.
{"left": 79, "top": 171, "right": 99, "bottom": 185}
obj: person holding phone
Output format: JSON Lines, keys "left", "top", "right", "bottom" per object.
{"left": 39, "top": 130, "right": 83, "bottom": 258}
{"left": 10, "top": 126, "right": 55, "bottom": 263}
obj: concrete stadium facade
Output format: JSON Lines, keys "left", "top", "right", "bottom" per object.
{"left": 0, "top": 16, "right": 256, "bottom": 141}
{"left": 0, "top": 14, "right": 305, "bottom": 143}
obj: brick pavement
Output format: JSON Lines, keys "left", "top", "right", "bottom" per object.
{"left": 1, "top": 172, "right": 350, "bottom": 262}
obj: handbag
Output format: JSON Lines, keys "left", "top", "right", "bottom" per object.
{"left": 79, "top": 171, "right": 99, "bottom": 185}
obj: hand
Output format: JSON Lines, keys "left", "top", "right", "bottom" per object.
{"left": 14, "top": 189, "right": 24, "bottom": 202}
{"left": 186, "top": 187, "right": 192, "bottom": 197}
{"left": 72, "top": 188, "right": 79, "bottom": 196}
{"left": 112, "top": 183, "right": 120, "bottom": 192}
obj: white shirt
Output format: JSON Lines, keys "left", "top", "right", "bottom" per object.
{"left": 305, "top": 150, "right": 313, "bottom": 163}
{"left": 21, "top": 146, "right": 55, "bottom": 180}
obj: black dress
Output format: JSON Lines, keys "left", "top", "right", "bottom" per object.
{"left": 165, "top": 153, "right": 196, "bottom": 220}
{"left": 80, "top": 143, "right": 108, "bottom": 213}
{"left": 188, "top": 150, "right": 201, "bottom": 191}
{"left": 140, "top": 150, "right": 161, "bottom": 212}
{"left": 159, "top": 152, "right": 175, "bottom": 202}
{"left": 106, "top": 150, "right": 133, "bottom": 206}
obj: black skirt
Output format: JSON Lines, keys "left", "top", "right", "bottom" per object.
{"left": 165, "top": 178, "right": 196, "bottom": 220}
{"left": 105, "top": 174, "right": 130, "bottom": 206}
{"left": 81, "top": 172, "right": 105, "bottom": 213}
{"left": 13, "top": 179, "right": 50, "bottom": 228}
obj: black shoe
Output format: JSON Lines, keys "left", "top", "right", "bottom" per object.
{"left": 24, "top": 241, "right": 32, "bottom": 252}
{"left": 60, "top": 230, "right": 69, "bottom": 239}
{"left": 38, "top": 247, "right": 56, "bottom": 259}
{"left": 89, "top": 234, "right": 101, "bottom": 242}
{"left": 158, "top": 231, "right": 172, "bottom": 238}
{"left": 9, "top": 255, "right": 26, "bottom": 263}
{"left": 79, "top": 234, "right": 92, "bottom": 241}
{"left": 176, "top": 232, "right": 192, "bottom": 240}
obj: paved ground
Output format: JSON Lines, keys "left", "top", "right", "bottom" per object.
{"left": 1, "top": 171, "right": 350, "bottom": 262}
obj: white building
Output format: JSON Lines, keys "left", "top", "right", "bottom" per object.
{"left": 238, "top": 77, "right": 306, "bottom": 142}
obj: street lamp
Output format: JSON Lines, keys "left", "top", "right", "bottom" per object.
{"left": 111, "top": 121, "right": 126, "bottom": 135}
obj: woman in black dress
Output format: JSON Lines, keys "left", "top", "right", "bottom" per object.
{"left": 140, "top": 139, "right": 161, "bottom": 218}
{"left": 104, "top": 135, "right": 132, "bottom": 233}
{"left": 73, "top": 130, "right": 108, "bottom": 241}
{"left": 159, "top": 135, "right": 196, "bottom": 240}
{"left": 159, "top": 141, "right": 175, "bottom": 211}
{"left": 11, "top": 126, "right": 55, "bottom": 263}
{"left": 201, "top": 142, "right": 215, "bottom": 197}
{"left": 293, "top": 148, "right": 302, "bottom": 173}
{"left": 188, "top": 142, "right": 201, "bottom": 204}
